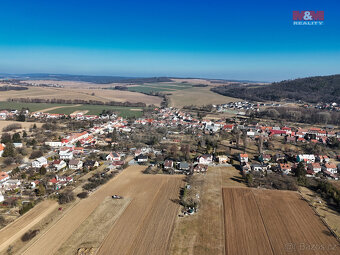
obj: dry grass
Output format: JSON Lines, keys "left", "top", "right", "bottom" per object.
{"left": 0, "top": 120, "right": 43, "bottom": 134}
{"left": 56, "top": 197, "right": 131, "bottom": 255}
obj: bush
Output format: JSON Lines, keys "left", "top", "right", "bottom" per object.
{"left": 21, "top": 229, "right": 39, "bottom": 242}
{"left": 2, "top": 124, "right": 21, "bottom": 132}
{"left": 58, "top": 191, "right": 75, "bottom": 204}
{"left": 77, "top": 192, "right": 88, "bottom": 199}
{"left": 29, "top": 150, "right": 43, "bottom": 159}
{"left": 19, "top": 202, "right": 34, "bottom": 215}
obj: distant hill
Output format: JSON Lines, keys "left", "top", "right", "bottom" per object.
{"left": 0, "top": 73, "right": 172, "bottom": 84}
{"left": 211, "top": 74, "right": 340, "bottom": 104}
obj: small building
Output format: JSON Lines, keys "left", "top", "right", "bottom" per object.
{"left": 322, "top": 163, "right": 337, "bottom": 174}
{"left": 193, "top": 164, "right": 208, "bottom": 173}
{"left": 137, "top": 154, "right": 148, "bottom": 163}
{"left": 178, "top": 162, "right": 190, "bottom": 171}
{"left": 251, "top": 164, "right": 267, "bottom": 172}
{"left": 69, "top": 159, "right": 83, "bottom": 170}
{"left": 307, "top": 163, "right": 322, "bottom": 173}
{"left": 59, "top": 150, "right": 73, "bottom": 160}
{"left": 259, "top": 154, "right": 271, "bottom": 163}
{"left": 279, "top": 163, "right": 291, "bottom": 174}
{"left": 83, "top": 160, "right": 99, "bottom": 169}
{"left": 296, "top": 154, "right": 315, "bottom": 164}
{"left": 106, "top": 152, "right": 121, "bottom": 161}
{"left": 52, "top": 160, "right": 67, "bottom": 171}
{"left": 218, "top": 155, "right": 229, "bottom": 164}
{"left": 164, "top": 160, "right": 174, "bottom": 169}
{"left": 239, "top": 154, "right": 249, "bottom": 163}
{"left": 198, "top": 154, "right": 213, "bottom": 165}
{"left": 32, "top": 157, "right": 48, "bottom": 168}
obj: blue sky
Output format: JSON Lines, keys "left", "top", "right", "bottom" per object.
{"left": 0, "top": 0, "right": 339, "bottom": 81}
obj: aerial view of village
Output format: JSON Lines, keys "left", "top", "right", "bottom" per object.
{"left": 0, "top": 1, "right": 339, "bottom": 255}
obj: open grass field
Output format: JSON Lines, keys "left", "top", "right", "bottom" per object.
{"left": 223, "top": 188, "right": 340, "bottom": 255}
{"left": 0, "top": 200, "right": 58, "bottom": 254}
{"left": 0, "top": 101, "right": 143, "bottom": 118}
{"left": 19, "top": 165, "right": 183, "bottom": 255}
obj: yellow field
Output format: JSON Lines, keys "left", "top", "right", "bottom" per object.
{"left": 168, "top": 86, "right": 240, "bottom": 107}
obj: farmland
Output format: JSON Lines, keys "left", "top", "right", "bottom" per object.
{"left": 18, "top": 165, "right": 183, "bottom": 255}
{"left": 223, "top": 188, "right": 340, "bottom": 255}
{"left": 0, "top": 101, "right": 143, "bottom": 118}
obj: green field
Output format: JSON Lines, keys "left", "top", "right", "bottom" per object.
{"left": 0, "top": 101, "right": 143, "bottom": 118}
{"left": 0, "top": 101, "right": 70, "bottom": 112}
{"left": 48, "top": 104, "right": 143, "bottom": 117}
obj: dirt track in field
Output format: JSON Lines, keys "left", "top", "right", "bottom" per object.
{"left": 223, "top": 188, "right": 340, "bottom": 255}
{"left": 21, "top": 165, "right": 183, "bottom": 255}
{"left": 0, "top": 200, "right": 58, "bottom": 253}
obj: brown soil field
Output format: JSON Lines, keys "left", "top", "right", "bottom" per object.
{"left": 170, "top": 166, "right": 245, "bottom": 255}
{"left": 0, "top": 86, "right": 162, "bottom": 106}
{"left": 168, "top": 86, "right": 239, "bottom": 107}
{"left": 56, "top": 197, "right": 131, "bottom": 255}
{"left": 20, "top": 165, "right": 183, "bottom": 255}
{"left": 300, "top": 186, "right": 340, "bottom": 238}
{"left": 223, "top": 188, "right": 340, "bottom": 255}
{"left": 0, "top": 200, "right": 58, "bottom": 253}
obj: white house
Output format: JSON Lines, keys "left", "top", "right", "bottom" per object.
{"left": 322, "top": 163, "right": 338, "bottom": 174}
{"left": 45, "top": 141, "right": 63, "bottom": 147}
{"left": 106, "top": 152, "right": 121, "bottom": 161}
{"left": 52, "top": 160, "right": 67, "bottom": 171}
{"left": 32, "top": 157, "right": 48, "bottom": 168}
{"left": 198, "top": 155, "right": 213, "bottom": 165}
{"left": 59, "top": 150, "right": 73, "bottom": 160}
{"left": 297, "top": 154, "right": 315, "bottom": 164}
{"left": 239, "top": 154, "right": 249, "bottom": 163}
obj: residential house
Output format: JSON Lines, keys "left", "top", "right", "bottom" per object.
{"left": 178, "top": 161, "right": 190, "bottom": 171}
{"left": 198, "top": 154, "right": 213, "bottom": 165}
{"left": 239, "top": 154, "right": 249, "bottom": 163}
{"left": 0, "top": 144, "right": 4, "bottom": 157}
{"left": 83, "top": 160, "right": 99, "bottom": 169}
{"left": 259, "top": 154, "right": 271, "bottom": 163}
{"left": 32, "top": 157, "right": 48, "bottom": 168}
{"left": 193, "top": 164, "right": 208, "bottom": 173}
{"left": 69, "top": 159, "right": 83, "bottom": 170}
{"left": 164, "top": 160, "right": 174, "bottom": 169}
{"left": 218, "top": 155, "right": 229, "bottom": 164}
{"left": 307, "top": 163, "right": 322, "bottom": 173}
{"left": 279, "top": 163, "right": 292, "bottom": 174}
{"left": 137, "top": 154, "right": 148, "bottom": 163}
{"left": 52, "top": 160, "right": 67, "bottom": 171}
{"left": 296, "top": 154, "right": 315, "bottom": 164}
{"left": 316, "top": 155, "right": 330, "bottom": 164}
{"left": 322, "top": 163, "right": 338, "bottom": 174}
{"left": 59, "top": 150, "right": 73, "bottom": 160}
{"left": 106, "top": 152, "right": 121, "bottom": 161}
{"left": 274, "top": 154, "right": 286, "bottom": 162}
{"left": 251, "top": 164, "right": 267, "bottom": 172}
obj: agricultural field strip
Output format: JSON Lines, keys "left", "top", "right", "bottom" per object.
{"left": 222, "top": 188, "right": 340, "bottom": 255}
{"left": 0, "top": 200, "right": 58, "bottom": 253}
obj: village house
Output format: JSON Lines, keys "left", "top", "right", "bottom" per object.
{"left": 217, "top": 155, "right": 229, "bottom": 164}
{"left": 52, "top": 160, "right": 67, "bottom": 171}
{"left": 83, "top": 160, "right": 99, "bottom": 170}
{"left": 0, "top": 144, "right": 4, "bottom": 157}
{"left": 296, "top": 154, "right": 315, "bottom": 164}
{"left": 0, "top": 172, "right": 10, "bottom": 184}
{"left": 106, "top": 152, "right": 121, "bottom": 161}
{"left": 239, "top": 154, "right": 249, "bottom": 163}
{"left": 279, "top": 163, "right": 292, "bottom": 174}
{"left": 193, "top": 164, "right": 208, "bottom": 173}
{"left": 198, "top": 154, "right": 213, "bottom": 165}
{"left": 274, "top": 154, "right": 286, "bottom": 162}
{"left": 59, "top": 149, "right": 73, "bottom": 160}
{"left": 32, "top": 157, "right": 48, "bottom": 168}
{"left": 307, "top": 163, "right": 322, "bottom": 173}
{"left": 177, "top": 161, "right": 190, "bottom": 172}
{"left": 258, "top": 154, "right": 271, "bottom": 163}
{"left": 68, "top": 159, "right": 83, "bottom": 170}
{"left": 48, "top": 176, "right": 73, "bottom": 190}
{"left": 137, "top": 154, "right": 148, "bottom": 163}
{"left": 164, "top": 159, "right": 174, "bottom": 169}
{"left": 45, "top": 141, "right": 63, "bottom": 147}
{"left": 322, "top": 163, "right": 338, "bottom": 175}
{"left": 316, "top": 155, "right": 330, "bottom": 163}
{"left": 251, "top": 164, "right": 267, "bottom": 172}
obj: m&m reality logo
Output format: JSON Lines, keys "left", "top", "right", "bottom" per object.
{"left": 293, "top": 11, "right": 324, "bottom": 25}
